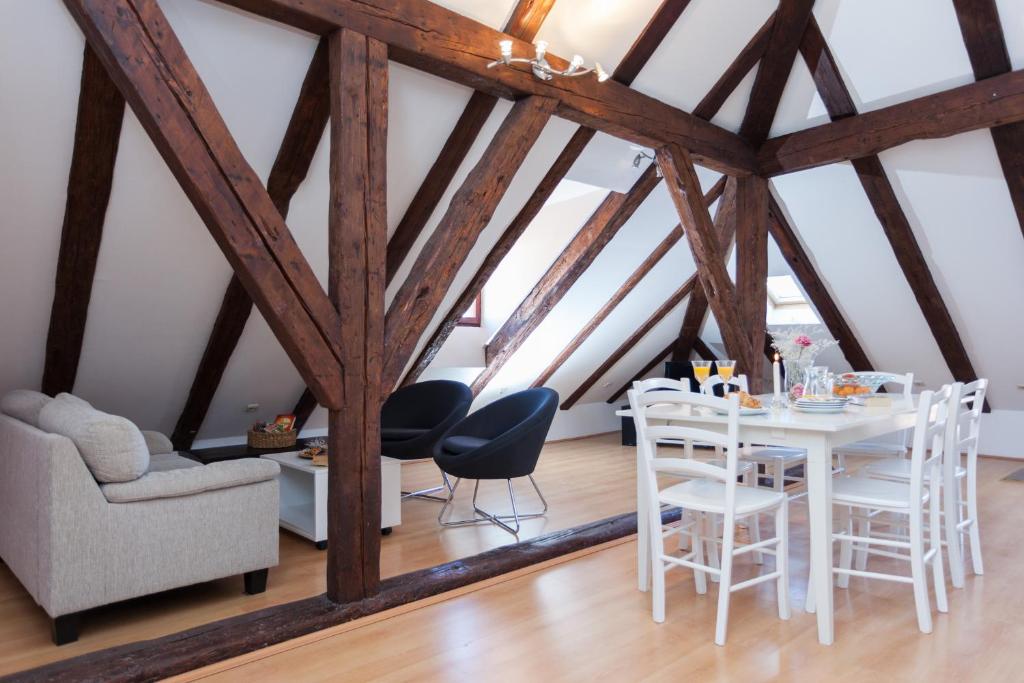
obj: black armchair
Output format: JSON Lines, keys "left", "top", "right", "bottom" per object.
{"left": 433, "top": 388, "right": 558, "bottom": 536}
{"left": 380, "top": 380, "right": 472, "bottom": 501}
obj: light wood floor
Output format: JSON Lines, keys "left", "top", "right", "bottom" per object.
{"left": 175, "top": 454, "right": 1024, "bottom": 683}
{"left": 0, "top": 432, "right": 642, "bottom": 676}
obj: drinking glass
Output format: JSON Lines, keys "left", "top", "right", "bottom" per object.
{"left": 716, "top": 360, "right": 736, "bottom": 387}
{"left": 691, "top": 360, "right": 712, "bottom": 387}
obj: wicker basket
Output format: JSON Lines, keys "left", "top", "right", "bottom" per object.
{"left": 247, "top": 429, "right": 297, "bottom": 449}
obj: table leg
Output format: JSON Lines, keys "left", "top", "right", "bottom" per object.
{"left": 805, "top": 434, "right": 835, "bottom": 645}
{"left": 637, "top": 446, "right": 649, "bottom": 592}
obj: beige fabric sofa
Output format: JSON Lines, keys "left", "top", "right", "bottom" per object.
{"left": 0, "top": 391, "right": 280, "bottom": 645}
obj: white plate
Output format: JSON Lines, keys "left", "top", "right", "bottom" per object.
{"left": 713, "top": 407, "right": 769, "bottom": 416}
{"left": 792, "top": 405, "right": 846, "bottom": 414}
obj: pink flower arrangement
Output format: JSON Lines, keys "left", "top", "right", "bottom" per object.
{"left": 794, "top": 334, "right": 813, "bottom": 348}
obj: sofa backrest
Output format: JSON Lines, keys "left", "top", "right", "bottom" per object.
{"left": 0, "top": 413, "right": 107, "bottom": 608}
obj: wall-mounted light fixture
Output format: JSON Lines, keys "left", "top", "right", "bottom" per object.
{"left": 488, "top": 39, "right": 610, "bottom": 82}
{"left": 631, "top": 147, "right": 662, "bottom": 177}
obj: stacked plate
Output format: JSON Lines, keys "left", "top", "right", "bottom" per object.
{"left": 792, "top": 396, "right": 849, "bottom": 414}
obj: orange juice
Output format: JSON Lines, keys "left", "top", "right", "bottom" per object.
{"left": 693, "top": 366, "right": 711, "bottom": 383}
{"left": 718, "top": 366, "right": 734, "bottom": 383}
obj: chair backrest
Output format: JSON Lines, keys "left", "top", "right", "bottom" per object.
{"left": 381, "top": 380, "right": 472, "bottom": 429}
{"left": 700, "top": 374, "right": 748, "bottom": 396}
{"left": 633, "top": 377, "right": 693, "bottom": 394}
{"left": 907, "top": 384, "right": 956, "bottom": 506}
{"left": 955, "top": 378, "right": 987, "bottom": 462}
{"left": 627, "top": 388, "right": 741, "bottom": 513}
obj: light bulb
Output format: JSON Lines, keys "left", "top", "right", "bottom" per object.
{"left": 595, "top": 62, "right": 610, "bottom": 82}
{"left": 499, "top": 39, "right": 513, "bottom": 58}
{"left": 570, "top": 54, "right": 584, "bottom": 69}
{"left": 534, "top": 40, "right": 548, "bottom": 59}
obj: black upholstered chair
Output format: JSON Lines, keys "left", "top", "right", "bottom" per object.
{"left": 380, "top": 380, "right": 472, "bottom": 501}
{"left": 433, "top": 388, "right": 558, "bottom": 536}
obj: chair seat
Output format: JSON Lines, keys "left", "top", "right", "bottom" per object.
{"left": 833, "top": 441, "right": 907, "bottom": 457}
{"left": 706, "top": 459, "right": 756, "bottom": 476}
{"left": 860, "top": 457, "right": 965, "bottom": 482}
{"left": 742, "top": 447, "right": 807, "bottom": 464}
{"left": 381, "top": 427, "right": 429, "bottom": 441}
{"left": 831, "top": 475, "right": 927, "bottom": 509}
{"left": 658, "top": 479, "right": 784, "bottom": 515}
{"left": 441, "top": 435, "right": 491, "bottom": 454}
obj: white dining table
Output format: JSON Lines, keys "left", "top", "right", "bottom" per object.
{"left": 617, "top": 396, "right": 918, "bottom": 645}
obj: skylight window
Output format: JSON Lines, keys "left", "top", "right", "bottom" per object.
{"left": 767, "top": 275, "right": 807, "bottom": 306}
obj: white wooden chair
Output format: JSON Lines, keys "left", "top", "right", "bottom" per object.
{"left": 859, "top": 379, "right": 987, "bottom": 588}
{"left": 807, "top": 386, "right": 953, "bottom": 634}
{"left": 628, "top": 388, "right": 790, "bottom": 645}
{"left": 833, "top": 372, "right": 915, "bottom": 468}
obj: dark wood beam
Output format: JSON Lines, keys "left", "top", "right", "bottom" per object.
{"left": 384, "top": 0, "right": 557, "bottom": 284}
{"left": 951, "top": 0, "right": 1024, "bottom": 238}
{"left": 383, "top": 96, "right": 556, "bottom": 389}
{"left": 473, "top": 165, "right": 661, "bottom": 395}
{"left": 15, "top": 507, "right": 683, "bottom": 682}
{"left": 759, "top": 68, "right": 1024, "bottom": 176}
{"left": 172, "top": 40, "right": 330, "bottom": 449}
{"left": 325, "top": 27, "right": 387, "bottom": 603}
{"left": 605, "top": 341, "right": 675, "bottom": 405}
{"left": 692, "top": 12, "right": 775, "bottom": 121}
{"left": 398, "top": 127, "right": 595, "bottom": 388}
{"left": 738, "top": 0, "right": 815, "bottom": 145}
{"left": 693, "top": 337, "right": 718, "bottom": 361}
{"left": 734, "top": 175, "right": 769, "bottom": 392}
{"left": 671, "top": 179, "right": 736, "bottom": 362}
{"left": 767, "top": 192, "right": 874, "bottom": 372}
{"left": 797, "top": 16, "right": 987, "bottom": 407}
{"left": 41, "top": 46, "right": 125, "bottom": 397}
{"left": 64, "top": 0, "right": 344, "bottom": 408}
{"left": 395, "top": 3, "right": 690, "bottom": 388}
{"left": 212, "top": 0, "right": 756, "bottom": 175}
{"left": 658, "top": 146, "right": 756, "bottom": 375}
{"left": 532, "top": 177, "right": 726, "bottom": 388}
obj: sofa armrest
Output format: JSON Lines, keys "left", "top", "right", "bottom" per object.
{"left": 100, "top": 458, "right": 279, "bottom": 503}
{"left": 142, "top": 430, "right": 174, "bottom": 455}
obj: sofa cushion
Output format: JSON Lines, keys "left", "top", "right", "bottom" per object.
{"left": 0, "top": 389, "right": 52, "bottom": 428}
{"left": 39, "top": 396, "right": 149, "bottom": 483}
{"left": 142, "top": 430, "right": 175, "bottom": 455}
{"left": 381, "top": 427, "right": 429, "bottom": 441}
{"left": 54, "top": 392, "right": 93, "bottom": 410}
{"left": 148, "top": 452, "right": 201, "bottom": 473}
{"left": 441, "top": 435, "right": 490, "bottom": 454}
{"left": 100, "top": 458, "right": 280, "bottom": 503}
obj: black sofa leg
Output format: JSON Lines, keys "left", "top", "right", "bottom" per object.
{"left": 52, "top": 613, "right": 80, "bottom": 646}
{"left": 244, "top": 568, "right": 269, "bottom": 595}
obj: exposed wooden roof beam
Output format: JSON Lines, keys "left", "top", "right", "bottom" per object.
{"left": 42, "top": 46, "right": 125, "bottom": 397}
{"left": 65, "top": 0, "right": 344, "bottom": 408}
{"left": 325, "top": 27, "right": 388, "bottom": 602}
{"left": 382, "top": 96, "right": 557, "bottom": 389}
{"left": 471, "top": 165, "right": 661, "bottom": 395}
{"left": 692, "top": 12, "right": 775, "bottom": 121}
{"left": 384, "top": 0, "right": 557, "bottom": 284}
{"left": 797, "top": 16, "right": 988, "bottom": 409}
{"left": 766, "top": 191, "right": 873, "bottom": 372}
{"left": 171, "top": 40, "right": 330, "bottom": 448}
{"left": 738, "top": 0, "right": 815, "bottom": 145}
{"left": 951, "top": 0, "right": 1024, "bottom": 238}
{"left": 395, "top": 1, "right": 692, "bottom": 389}
{"left": 533, "top": 176, "right": 726, "bottom": 389}
{"left": 759, "top": 67, "right": 1024, "bottom": 176}
{"left": 212, "top": 0, "right": 756, "bottom": 174}
{"left": 734, "top": 175, "right": 769, "bottom": 392}
{"left": 565, "top": 181, "right": 737, "bottom": 410}
{"left": 605, "top": 336, "right": 716, "bottom": 404}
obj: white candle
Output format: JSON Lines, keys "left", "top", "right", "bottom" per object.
{"left": 772, "top": 353, "right": 782, "bottom": 400}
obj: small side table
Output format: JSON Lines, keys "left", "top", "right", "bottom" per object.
{"left": 262, "top": 452, "right": 401, "bottom": 548}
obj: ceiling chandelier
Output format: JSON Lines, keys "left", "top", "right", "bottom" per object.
{"left": 488, "top": 39, "right": 610, "bottom": 82}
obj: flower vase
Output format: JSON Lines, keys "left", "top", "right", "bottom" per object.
{"left": 784, "top": 358, "right": 813, "bottom": 401}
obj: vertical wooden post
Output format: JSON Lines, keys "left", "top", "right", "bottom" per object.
{"left": 735, "top": 174, "right": 769, "bottom": 392}
{"left": 326, "top": 28, "right": 388, "bottom": 603}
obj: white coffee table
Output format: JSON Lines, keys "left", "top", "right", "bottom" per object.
{"left": 262, "top": 452, "right": 401, "bottom": 549}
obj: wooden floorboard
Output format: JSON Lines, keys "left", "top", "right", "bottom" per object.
{"left": 187, "top": 457, "right": 1022, "bottom": 682}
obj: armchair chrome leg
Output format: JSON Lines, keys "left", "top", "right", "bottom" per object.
{"left": 437, "top": 476, "right": 549, "bottom": 538}
{"left": 402, "top": 472, "right": 454, "bottom": 502}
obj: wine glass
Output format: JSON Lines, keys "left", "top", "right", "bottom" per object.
{"left": 691, "top": 360, "right": 712, "bottom": 389}
{"left": 716, "top": 360, "right": 736, "bottom": 389}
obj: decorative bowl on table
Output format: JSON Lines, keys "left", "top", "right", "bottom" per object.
{"left": 832, "top": 373, "right": 888, "bottom": 398}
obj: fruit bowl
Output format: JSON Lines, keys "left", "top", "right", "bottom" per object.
{"left": 833, "top": 373, "right": 889, "bottom": 397}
